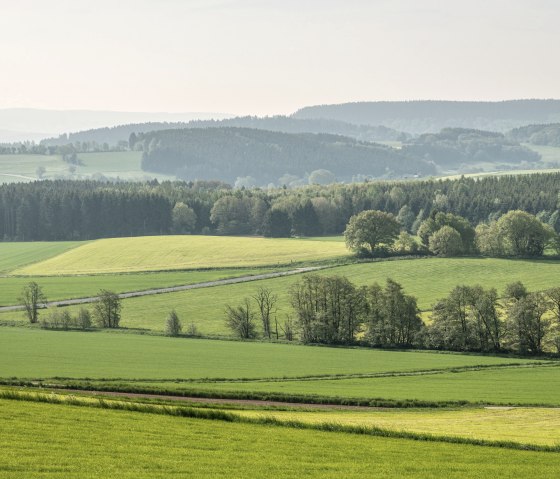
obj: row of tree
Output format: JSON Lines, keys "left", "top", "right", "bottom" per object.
{"left": 1, "top": 173, "right": 560, "bottom": 241}
{"left": 225, "top": 276, "right": 560, "bottom": 355}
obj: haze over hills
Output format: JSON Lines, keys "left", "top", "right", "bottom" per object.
{"left": 40, "top": 116, "right": 408, "bottom": 147}
{"left": 293, "top": 100, "right": 560, "bottom": 134}
{"left": 0, "top": 109, "right": 232, "bottom": 143}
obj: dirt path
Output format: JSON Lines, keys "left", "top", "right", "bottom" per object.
{"left": 0, "top": 266, "right": 322, "bottom": 312}
{"left": 60, "top": 388, "right": 382, "bottom": 410}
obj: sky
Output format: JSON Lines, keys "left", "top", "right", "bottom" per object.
{"left": 0, "top": 0, "right": 559, "bottom": 116}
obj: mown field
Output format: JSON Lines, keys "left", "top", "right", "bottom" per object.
{"left": 0, "top": 241, "right": 84, "bottom": 273}
{"left": 2, "top": 398, "right": 559, "bottom": 479}
{"left": 15, "top": 235, "right": 350, "bottom": 275}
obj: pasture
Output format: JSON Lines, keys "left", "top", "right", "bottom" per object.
{"left": 4, "top": 256, "right": 558, "bottom": 335}
{"left": 0, "top": 241, "right": 84, "bottom": 274}
{"left": 2, "top": 398, "right": 559, "bottom": 479}
{"left": 0, "top": 328, "right": 530, "bottom": 380}
{"left": 179, "top": 365, "right": 560, "bottom": 406}
{"left": 0, "top": 151, "right": 175, "bottom": 184}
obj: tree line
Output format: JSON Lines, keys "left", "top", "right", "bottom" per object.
{"left": 1, "top": 173, "right": 559, "bottom": 241}
{"left": 225, "top": 275, "right": 560, "bottom": 356}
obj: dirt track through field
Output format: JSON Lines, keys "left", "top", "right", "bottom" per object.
{"left": 0, "top": 267, "right": 322, "bottom": 312}
{"left": 60, "top": 388, "right": 382, "bottom": 410}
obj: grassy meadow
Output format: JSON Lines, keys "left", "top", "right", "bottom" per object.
{"left": 0, "top": 151, "right": 175, "bottom": 184}
{"left": 0, "top": 241, "right": 84, "bottom": 273}
{"left": 2, "top": 398, "right": 559, "bottom": 479}
{"left": 4, "top": 256, "right": 558, "bottom": 335}
{"left": 0, "top": 328, "right": 530, "bottom": 380}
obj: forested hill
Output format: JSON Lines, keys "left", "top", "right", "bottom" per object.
{"left": 293, "top": 100, "right": 560, "bottom": 134}
{"left": 508, "top": 123, "right": 560, "bottom": 147}
{"left": 40, "top": 116, "right": 408, "bottom": 147}
{"left": 138, "top": 127, "right": 434, "bottom": 185}
{"left": 402, "top": 128, "right": 540, "bottom": 168}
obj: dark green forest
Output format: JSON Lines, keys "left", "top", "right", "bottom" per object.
{"left": 138, "top": 127, "right": 433, "bottom": 184}
{"left": 1, "top": 172, "right": 559, "bottom": 241}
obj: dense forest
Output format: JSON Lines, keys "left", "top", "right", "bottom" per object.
{"left": 508, "top": 123, "right": 560, "bottom": 147}
{"left": 40, "top": 116, "right": 408, "bottom": 147}
{"left": 138, "top": 127, "right": 433, "bottom": 185}
{"left": 402, "top": 128, "right": 540, "bottom": 169}
{"left": 294, "top": 100, "right": 560, "bottom": 134}
{"left": 1, "top": 172, "right": 559, "bottom": 241}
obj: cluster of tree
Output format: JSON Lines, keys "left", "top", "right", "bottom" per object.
{"left": 20, "top": 283, "right": 122, "bottom": 330}
{"left": 1, "top": 172, "right": 560, "bottom": 241}
{"left": 508, "top": 123, "right": 560, "bottom": 148}
{"left": 293, "top": 100, "right": 560, "bottom": 134}
{"left": 225, "top": 287, "right": 295, "bottom": 341}
{"left": 139, "top": 127, "right": 434, "bottom": 185}
{"left": 225, "top": 276, "right": 560, "bottom": 355}
{"left": 402, "top": 128, "right": 540, "bottom": 169}
{"left": 290, "top": 275, "right": 422, "bottom": 346}
{"left": 344, "top": 209, "right": 558, "bottom": 258}
{"left": 430, "top": 283, "right": 560, "bottom": 355}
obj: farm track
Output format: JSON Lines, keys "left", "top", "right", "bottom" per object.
{"left": 0, "top": 266, "right": 323, "bottom": 312}
{"left": 59, "top": 388, "right": 384, "bottom": 410}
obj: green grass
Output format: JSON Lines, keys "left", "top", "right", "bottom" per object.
{"left": 5, "top": 256, "right": 559, "bottom": 335}
{"left": 15, "top": 235, "right": 350, "bottom": 275}
{"left": 1, "top": 398, "right": 559, "bottom": 479}
{"left": 0, "top": 268, "right": 275, "bottom": 306}
{"left": 231, "top": 406, "right": 560, "bottom": 447}
{"left": 0, "top": 241, "right": 85, "bottom": 274}
{"left": 0, "top": 151, "right": 176, "bottom": 183}
{"left": 0, "top": 328, "right": 531, "bottom": 380}
{"left": 181, "top": 365, "right": 560, "bottom": 406}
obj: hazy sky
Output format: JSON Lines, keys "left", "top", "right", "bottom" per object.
{"left": 1, "top": 0, "right": 558, "bottom": 115}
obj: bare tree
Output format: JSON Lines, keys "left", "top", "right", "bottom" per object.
{"left": 225, "top": 298, "right": 257, "bottom": 339}
{"left": 93, "top": 290, "right": 122, "bottom": 328}
{"left": 281, "top": 314, "right": 295, "bottom": 341}
{"left": 253, "top": 287, "right": 277, "bottom": 339}
{"left": 19, "top": 282, "right": 46, "bottom": 324}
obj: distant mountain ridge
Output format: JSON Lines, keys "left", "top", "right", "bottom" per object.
{"left": 293, "top": 100, "right": 560, "bottom": 134}
{"left": 41, "top": 116, "right": 409, "bottom": 147}
{"left": 0, "top": 108, "right": 231, "bottom": 142}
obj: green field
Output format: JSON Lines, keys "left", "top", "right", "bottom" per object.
{"left": 178, "top": 365, "right": 560, "bottom": 406}
{"left": 2, "top": 398, "right": 558, "bottom": 479}
{"left": 0, "top": 241, "right": 85, "bottom": 273}
{"left": 0, "top": 151, "right": 176, "bottom": 184}
{"left": 0, "top": 328, "right": 532, "bottom": 380}
{"left": 15, "top": 235, "right": 350, "bottom": 275}
{"left": 0, "top": 268, "right": 275, "bottom": 306}
{"left": 4, "top": 256, "right": 559, "bottom": 335}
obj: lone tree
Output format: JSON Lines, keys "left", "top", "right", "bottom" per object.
{"left": 19, "top": 281, "right": 46, "bottom": 323}
{"left": 344, "top": 210, "right": 400, "bottom": 255}
{"left": 225, "top": 298, "right": 257, "bottom": 339}
{"left": 93, "top": 290, "right": 122, "bottom": 328}
{"left": 165, "top": 310, "right": 183, "bottom": 337}
{"left": 253, "top": 287, "right": 277, "bottom": 339}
